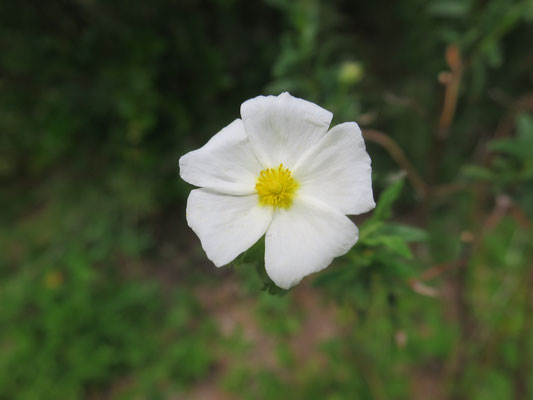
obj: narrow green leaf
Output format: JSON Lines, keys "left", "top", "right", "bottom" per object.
{"left": 381, "top": 223, "right": 428, "bottom": 242}
{"left": 371, "top": 179, "right": 404, "bottom": 221}
{"left": 462, "top": 165, "right": 495, "bottom": 180}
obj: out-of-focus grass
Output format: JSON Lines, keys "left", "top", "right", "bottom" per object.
{"left": 1, "top": 0, "right": 533, "bottom": 399}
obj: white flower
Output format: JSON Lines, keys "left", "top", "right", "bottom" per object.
{"left": 179, "top": 92, "right": 375, "bottom": 289}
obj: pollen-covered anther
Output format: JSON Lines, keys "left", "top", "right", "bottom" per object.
{"left": 255, "top": 163, "right": 299, "bottom": 208}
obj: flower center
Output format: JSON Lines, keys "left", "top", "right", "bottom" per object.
{"left": 255, "top": 163, "right": 299, "bottom": 209}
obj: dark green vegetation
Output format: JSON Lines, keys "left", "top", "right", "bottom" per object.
{"left": 1, "top": 0, "right": 533, "bottom": 399}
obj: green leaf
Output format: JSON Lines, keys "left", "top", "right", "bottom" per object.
{"left": 256, "top": 262, "right": 288, "bottom": 295}
{"left": 462, "top": 165, "right": 495, "bottom": 181}
{"left": 379, "top": 258, "right": 416, "bottom": 278}
{"left": 427, "top": 1, "right": 469, "bottom": 18}
{"left": 232, "top": 236, "right": 265, "bottom": 267}
{"left": 380, "top": 236, "right": 413, "bottom": 258}
{"left": 381, "top": 223, "right": 428, "bottom": 242}
{"left": 312, "top": 262, "right": 358, "bottom": 287}
{"left": 232, "top": 237, "right": 288, "bottom": 294}
{"left": 365, "top": 235, "right": 413, "bottom": 259}
{"left": 487, "top": 113, "right": 533, "bottom": 161}
{"left": 371, "top": 179, "right": 404, "bottom": 221}
{"left": 358, "top": 219, "right": 384, "bottom": 242}
{"left": 489, "top": 139, "right": 530, "bottom": 159}
{"left": 516, "top": 113, "right": 533, "bottom": 142}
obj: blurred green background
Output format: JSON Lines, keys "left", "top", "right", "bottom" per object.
{"left": 1, "top": 0, "right": 533, "bottom": 399}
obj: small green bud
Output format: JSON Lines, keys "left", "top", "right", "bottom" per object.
{"left": 338, "top": 61, "right": 363, "bottom": 85}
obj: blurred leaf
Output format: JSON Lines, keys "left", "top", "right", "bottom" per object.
{"left": 462, "top": 165, "right": 495, "bottom": 181}
{"left": 427, "top": 1, "right": 469, "bottom": 18}
{"left": 365, "top": 235, "right": 413, "bottom": 259}
{"left": 516, "top": 112, "right": 533, "bottom": 141}
{"left": 371, "top": 179, "right": 405, "bottom": 221}
{"left": 489, "top": 138, "right": 530, "bottom": 158}
{"left": 380, "top": 223, "right": 428, "bottom": 242}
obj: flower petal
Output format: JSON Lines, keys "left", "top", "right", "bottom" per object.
{"left": 186, "top": 189, "right": 273, "bottom": 267}
{"left": 293, "top": 122, "right": 375, "bottom": 215}
{"left": 241, "top": 92, "right": 333, "bottom": 169}
{"left": 179, "top": 119, "right": 263, "bottom": 195}
{"left": 264, "top": 197, "right": 358, "bottom": 289}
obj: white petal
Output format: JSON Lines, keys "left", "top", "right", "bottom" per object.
{"left": 179, "top": 119, "right": 263, "bottom": 195}
{"left": 264, "top": 197, "right": 358, "bottom": 289}
{"left": 186, "top": 189, "right": 273, "bottom": 267}
{"left": 293, "top": 122, "right": 375, "bottom": 215}
{"left": 241, "top": 92, "right": 333, "bottom": 169}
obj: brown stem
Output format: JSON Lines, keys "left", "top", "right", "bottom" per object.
{"left": 427, "top": 44, "right": 463, "bottom": 189}
{"left": 362, "top": 129, "right": 428, "bottom": 198}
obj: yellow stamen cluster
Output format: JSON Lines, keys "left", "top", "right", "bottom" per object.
{"left": 255, "top": 164, "right": 299, "bottom": 209}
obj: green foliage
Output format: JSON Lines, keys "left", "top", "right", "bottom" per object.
{"left": 1, "top": 1, "right": 279, "bottom": 396}
{"left": 0, "top": 177, "right": 215, "bottom": 398}
{"left": 488, "top": 113, "right": 533, "bottom": 182}
{"left": 1, "top": 0, "right": 533, "bottom": 399}
{"left": 0, "top": 262, "right": 214, "bottom": 399}
{"left": 314, "top": 179, "right": 425, "bottom": 301}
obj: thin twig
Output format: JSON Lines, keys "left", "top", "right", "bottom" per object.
{"left": 438, "top": 45, "right": 463, "bottom": 138}
{"left": 362, "top": 129, "right": 428, "bottom": 198}
{"left": 427, "top": 44, "right": 463, "bottom": 188}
